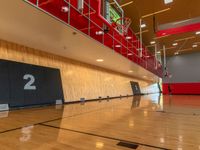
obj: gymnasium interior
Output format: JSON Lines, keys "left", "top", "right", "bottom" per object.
{"left": 0, "top": 0, "right": 199, "bottom": 149}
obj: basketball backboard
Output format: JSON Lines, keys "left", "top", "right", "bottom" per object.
{"left": 101, "top": 0, "right": 124, "bottom": 25}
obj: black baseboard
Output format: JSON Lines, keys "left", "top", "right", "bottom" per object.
{"left": 3, "top": 95, "right": 134, "bottom": 112}
{"left": 64, "top": 95, "right": 134, "bottom": 105}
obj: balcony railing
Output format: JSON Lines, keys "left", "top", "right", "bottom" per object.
{"left": 24, "top": 0, "right": 163, "bottom": 77}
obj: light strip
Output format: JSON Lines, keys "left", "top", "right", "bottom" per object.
{"left": 146, "top": 45, "right": 155, "bottom": 48}
{"left": 179, "top": 48, "right": 192, "bottom": 52}
{"left": 160, "top": 46, "right": 175, "bottom": 51}
{"left": 141, "top": 8, "right": 171, "bottom": 19}
{"left": 154, "top": 34, "right": 170, "bottom": 40}
{"left": 135, "top": 30, "right": 149, "bottom": 35}
{"left": 120, "top": 1, "right": 134, "bottom": 7}
{"left": 193, "top": 41, "right": 200, "bottom": 45}
{"left": 175, "top": 36, "right": 195, "bottom": 42}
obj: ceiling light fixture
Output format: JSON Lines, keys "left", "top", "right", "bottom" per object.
{"left": 164, "top": 0, "right": 173, "bottom": 4}
{"left": 96, "top": 59, "right": 104, "bottom": 62}
{"left": 150, "top": 41, "right": 156, "bottom": 45}
{"left": 196, "top": 31, "right": 200, "bottom": 35}
{"left": 141, "top": 23, "right": 146, "bottom": 28}
{"left": 157, "top": 51, "right": 161, "bottom": 54}
{"left": 173, "top": 43, "right": 178, "bottom": 46}
{"left": 192, "top": 44, "right": 198, "bottom": 48}
{"left": 174, "top": 52, "right": 179, "bottom": 55}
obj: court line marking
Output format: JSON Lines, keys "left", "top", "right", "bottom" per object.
{"left": 0, "top": 97, "right": 198, "bottom": 136}
{"left": 132, "top": 108, "right": 200, "bottom": 116}
{"left": 117, "top": 141, "right": 139, "bottom": 149}
{"left": 155, "top": 111, "right": 200, "bottom": 116}
{"left": 0, "top": 98, "right": 196, "bottom": 150}
{"left": 129, "top": 104, "right": 200, "bottom": 116}
{"left": 0, "top": 102, "right": 198, "bottom": 135}
{"left": 39, "top": 123, "right": 171, "bottom": 150}
{"left": 0, "top": 127, "right": 22, "bottom": 134}
{"left": 0, "top": 102, "right": 121, "bottom": 134}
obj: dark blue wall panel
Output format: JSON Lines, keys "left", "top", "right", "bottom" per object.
{"left": 0, "top": 59, "right": 64, "bottom": 108}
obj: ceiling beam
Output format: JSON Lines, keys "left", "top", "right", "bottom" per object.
{"left": 175, "top": 36, "right": 195, "bottom": 42}
{"left": 120, "top": 1, "right": 134, "bottom": 8}
{"left": 141, "top": 8, "right": 171, "bottom": 19}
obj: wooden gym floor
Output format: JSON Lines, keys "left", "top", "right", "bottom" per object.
{"left": 0, "top": 94, "right": 199, "bottom": 150}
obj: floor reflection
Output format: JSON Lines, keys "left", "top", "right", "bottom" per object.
{"left": 0, "top": 94, "right": 199, "bottom": 150}
{"left": 0, "top": 111, "right": 9, "bottom": 118}
{"left": 20, "top": 125, "right": 34, "bottom": 142}
{"left": 131, "top": 95, "right": 141, "bottom": 109}
{"left": 131, "top": 93, "right": 163, "bottom": 112}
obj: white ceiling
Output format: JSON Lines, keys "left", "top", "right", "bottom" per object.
{"left": 0, "top": 0, "right": 159, "bottom": 82}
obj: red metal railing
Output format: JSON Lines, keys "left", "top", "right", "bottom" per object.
{"left": 24, "top": 0, "right": 162, "bottom": 77}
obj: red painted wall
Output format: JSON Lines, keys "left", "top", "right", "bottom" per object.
{"left": 163, "top": 83, "right": 200, "bottom": 95}
{"left": 156, "top": 22, "right": 200, "bottom": 37}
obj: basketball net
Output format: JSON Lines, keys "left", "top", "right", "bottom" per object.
{"left": 114, "top": 17, "right": 132, "bottom": 36}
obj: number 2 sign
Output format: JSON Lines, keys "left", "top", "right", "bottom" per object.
{"left": 23, "top": 74, "right": 36, "bottom": 90}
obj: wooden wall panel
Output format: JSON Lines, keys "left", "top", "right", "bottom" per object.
{"left": 0, "top": 39, "right": 150, "bottom": 102}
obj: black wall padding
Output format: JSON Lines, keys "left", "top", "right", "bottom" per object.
{"left": 0, "top": 59, "right": 64, "bottom": 108}
{"left": 130, "top": 81, "right": 141, "bottom": 95}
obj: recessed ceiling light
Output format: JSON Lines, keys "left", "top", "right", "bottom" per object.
{"left": 150, "top": 41, "right": 156, "bottom": 45}
{"left": 128, "top": 70, "right": 133, "bottom": 73}
{"left": 173, "top": 43, "right": 178, "bottom": 46}
{"left": 164, "top": 0, "right": 173, "bottom": 4}
{"left": 96, "top": 59, "right": 104, "bottom": 62}
{"left": 140, "top": 23, "right": 146, "bottom": 28}
{"left": 174, "top": 52, "right": 179, "bottom": 55}
{"left": 128, "top": 53, "right": 133, "bottom": 56}
{"left": 115, "top": 45, "right": 121, "bottom": 48}
{"left": 195, "top": 31, "right": 200, "bottom": 35}
{"left": 126, "top": 36, "right": 132, "bottom": 40}
{"left": 192, "top": 44, "right": 198, "bottom": 48}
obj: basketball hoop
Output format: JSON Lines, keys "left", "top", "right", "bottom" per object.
{"left": 112, "top": 17, "right": 132, "bottom": 35}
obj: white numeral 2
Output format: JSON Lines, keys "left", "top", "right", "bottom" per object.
{"left": 23, "top": 74, "right": 36, "bottom": 90}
